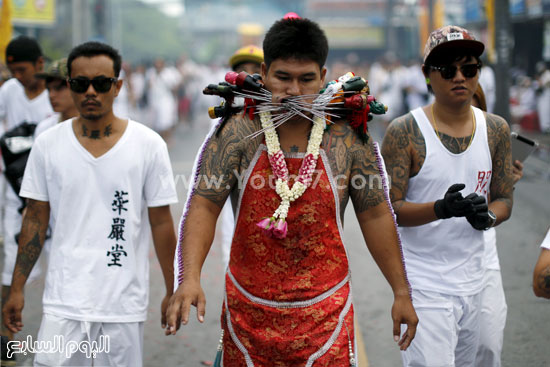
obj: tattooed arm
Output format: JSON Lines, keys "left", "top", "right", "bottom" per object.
{"left": 347, "top": 129, "right": 417, "bottom": 351}
{"left": 166, "top": 115, "right": 261, "bottom": 334}
{"left": 381, "top": 114, "right": 439, "bottom": 226}
{"left": 533, "top": 248, "right": 550, "bottom": 299}
{"left": 486, "top": 113, "right": 514, "bottom": 225}
{"left": 3, "top": 199, "right": 50, "bottom": 333}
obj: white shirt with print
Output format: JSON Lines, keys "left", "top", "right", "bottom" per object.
{"left": 20, "top": 119, "right": 177, "bottom": 322}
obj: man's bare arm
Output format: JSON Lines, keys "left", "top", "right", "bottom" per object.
{"left": 533, "top": 248, "right": 550, "bottom": 299}
{"left": 149, "top": 205, "right": 177, "bottom": 328}
{"left": 149, "top": 206, "right": 177, "bottom": 293}
{"left": 165, "top": 115, "right": 259, "bottom": 334}
{"left": 3, "top": 199, "right": 50, "bottom": 333}
{"left": 11, "top": 199, "right": 50, "bottom": 291}
{"left": 381, "top": 114, "right": 438, "bottom": 226}
{"left": 350, "top": 140, "right": 417, "bottom": 350}
{"left": 486, "top": 113, "right": 514, "bottom": 225}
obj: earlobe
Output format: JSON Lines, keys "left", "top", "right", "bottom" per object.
{"left": 261, "top": 62, "right": 267, "bottom": 80}
{"left": 320, "top": 67, "right": 327, "bottom": 84}
{"left": 36, "top": 56, "right": 45, "bottom": 72}
{"left": 114, "top": 79, "right": 123, "bottom": 96}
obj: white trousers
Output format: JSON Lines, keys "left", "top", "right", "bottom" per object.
{"left": 34, "top": 313, "right": 144, "bottom": 367}
{"left": 475, "top": 269, "right": 507, "bottom": 367}
{"left": 401, "top": 289, "right": 481, "bottom": 367}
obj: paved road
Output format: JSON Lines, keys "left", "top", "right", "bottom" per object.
{"left": 2, "top": 119, "right": 550, "bottom": 366}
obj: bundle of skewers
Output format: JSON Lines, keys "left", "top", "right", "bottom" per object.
{"left": 203, "top": 71, "right": 388, "bottom": 141}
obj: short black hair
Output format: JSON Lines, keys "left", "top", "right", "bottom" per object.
{"left": 263, "top": 18, "right": 328, "bottom": 70}
{"left": 6, "top": 36, "right": 42, "bottom": 63}
{"left": 67, "top": 41, "right": 122, "bottom": 77}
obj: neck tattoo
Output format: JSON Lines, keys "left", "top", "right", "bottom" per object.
{"left": 81, "top": 124, "right": 113, "bottom": 139}
{"left": 431, "top": 104, "right": 476, "bottom": 150}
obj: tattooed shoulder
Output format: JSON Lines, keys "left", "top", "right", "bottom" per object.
{"left": 321, "top": 121, "right": 360, "bottom": 176}
{"left": 384, "top": 113, "right": 415, "bottom": 150}
{"left": 381, "top": 113, "right": 425, "bottom": 206}
{"left": 195, "top": 114, "right": 262, "bottom": 207}
{"left": 322, "top": 122, "right": 385, "bottom": 213}
{"left": 348, "top": 135, "right": 386, "bottom": 213}
{"left": 485, "top": 112, "right": 513, "bottom": 206}
{"left": 382, "top": 112, "right": 425, "bottom": 177}
{"left": 485, "top": 112, "right": 511, "bottom": 157}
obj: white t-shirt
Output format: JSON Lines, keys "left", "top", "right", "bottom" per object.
{"left": 541, "top": 228, "right": 550, "bottom": 250}
{"left": 0, "top": 78, "right": 54, "bottom": 215}
{"left": 34, "top": 113, "right": 60, "bottom": 138}
{"left": 0, "top": 78, "right": 53, "bottom": 136}
{"left": 399, "top": 107, "right": 492, "bottom": 296}
{"left": 20, "top": 119, "right": 178, "bottom": 322}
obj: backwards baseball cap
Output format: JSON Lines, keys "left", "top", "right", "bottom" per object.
{"left": 35, "top": 58, "right": 68, "bottom": 80}
{"left": 6, "top": 36, "right": 43, "bottom": 63}
{"left": 229, "top": 45, "right": 264, "bottom": 69}
{"left": 423, "top": 25, "right": 484, "bottom": 64}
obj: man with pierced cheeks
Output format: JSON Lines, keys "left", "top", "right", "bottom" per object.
{"left": 166, "top": 16, "right": 417, "bottom": 366}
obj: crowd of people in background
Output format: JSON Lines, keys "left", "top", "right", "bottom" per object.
{"left": 23, "top": 48, "right": 544, "bottom": 141}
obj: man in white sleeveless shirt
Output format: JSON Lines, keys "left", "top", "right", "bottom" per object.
{"left": 382, "top": 26, "right": 514, "bottom": 366}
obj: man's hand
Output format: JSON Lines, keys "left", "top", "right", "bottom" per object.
{"left": 2, "top": 290, "right": 24, "bottom": 333}
{"left": 164, "top": 279, "right": 206, "bottom": 335}
{"left": 512, "top": 160, "right": 524, "bottom": 184}
{"left": 391, "top": 294, "right": 418, "bottom": 351}
{"left": 434, "top": 184, "right": 476, "bottom": 219}
{"left": 464, "top": 194, "right": 493, "bottom": 230}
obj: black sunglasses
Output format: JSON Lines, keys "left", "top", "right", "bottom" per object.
{"left": 68, "top": 76, "right": 117, "bottom": 93}
{"left": 429, "top": 63, "right": 481, "bottom": 80}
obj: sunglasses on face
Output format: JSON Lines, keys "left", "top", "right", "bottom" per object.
{"left": 68, "top": 76, "right": 117, "bottom": 93}
{"left": 429, "top": 63, "right": 481, "bottom": 79}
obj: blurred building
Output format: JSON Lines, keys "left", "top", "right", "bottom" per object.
{"left": 464, "top": 0, "right": 550, "bottom": 77}
{"left": 304, "top": 0, "right": 421, "bottom": 63}
{"left": 180, "top": 0, "right": 303, "bottom": 65}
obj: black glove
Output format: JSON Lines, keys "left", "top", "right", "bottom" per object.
{"left": 434, "top": 183, "right": 476, "bottom": 219}
{"left": 464, "top": 194, "right": 493, "bottom": 230}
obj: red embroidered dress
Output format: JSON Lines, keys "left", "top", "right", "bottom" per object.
{"left": 221, "top": 144, "right": 355, "bottom": 366}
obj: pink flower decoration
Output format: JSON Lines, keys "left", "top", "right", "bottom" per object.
{"left": 225, "top": 71, "right": 238, "bottom": 85}
{"left": 272, "top": 219, "right": 288, "bottom": 239}
{"left": 256, "top": 217, "right": 275, "bottom": 238}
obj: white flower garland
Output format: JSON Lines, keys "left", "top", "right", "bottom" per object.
{"left": 260, "top": 111, "right": 325, "bottom": 223}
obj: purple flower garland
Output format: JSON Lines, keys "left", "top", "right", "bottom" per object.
{"left": 176, "top": 118, "right": 224, "bottom": 285}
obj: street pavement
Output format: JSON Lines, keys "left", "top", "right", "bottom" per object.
{"left": 1, "top": 118, "right": 550, "bottom": 366}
